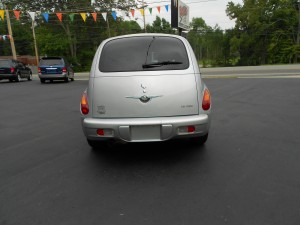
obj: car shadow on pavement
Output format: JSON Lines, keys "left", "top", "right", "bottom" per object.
{"left": 88, "top": 139, "right": 208, "bottom": 166}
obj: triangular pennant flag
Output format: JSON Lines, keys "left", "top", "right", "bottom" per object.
{"left": 80, "top": 13, "right": 87, "bottom": 22}
{"left": 139, "top": 9, "right": 144, "bottom": 16}
{"left": 56, "top": 13, "right": 63, "bottom": 22}
{"left": 91, "top": 12, "right": 97, "bottom": 22}
{"left": 111, "top": 11, "right": 117, "bottom": 21}
{"left": 149, "top": 8, "right": 152, "bottom": 15}
{"left": 118, "top": 11, "right": 125, "bottom": 18}
{"left": 28, "top": 12, "right": 36, "bottom": 21}
{"left": 69, "top": 13, "right": 75, "bottom": 22}
{"left": 101, "top": 12, "right": 107, "bottom": 21}
{"left": 130, "top": 9, "right": 135, "bottom": 17}
{"left": 0, "top": 10, "right": 4, "bottom": 21}
{"left": 42, "top": 13, "right": 49, "bottom": 22}
{"left": 165, "top": 5, "right": 169, "bottom": 12}
{"left": 157, "top": 6, "right": 161, "bottom": 13}
{"left": 14, "top": 10, "right": 21, "bottom": 20}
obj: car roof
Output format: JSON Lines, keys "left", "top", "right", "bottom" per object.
{"left": 103, "top": 33, "right": 186, "bottom": 42}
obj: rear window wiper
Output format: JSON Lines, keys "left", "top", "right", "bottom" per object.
{"left": 142, "top": 61, "right": 182, "bottom": 68}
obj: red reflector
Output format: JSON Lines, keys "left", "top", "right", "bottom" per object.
{"left": 97, "top": 129, "right": 104, "bottom": 136}
{"left": 188, "top": 126, "right": 195, "bottom": 133}
{"left": 202, "top": 89, "right": 211, "bottom": 111}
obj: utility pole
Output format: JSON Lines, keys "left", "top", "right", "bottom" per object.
{"left": 142, "top": 4, "right": 146, "bottom": 33}
{"left": 106, "top": 18, "right": 111, "bottom": 37}
{"left": 137, "top": 0, "right": 147, "bottom": 33}
{"left": 297, "top": 0, "right": 300, "bottom": 63}
{"left": 4, "top": 3, "right": 17, "bottom": 59}
{"left": 31, "top": 20, "right": 39, "bottom": 66}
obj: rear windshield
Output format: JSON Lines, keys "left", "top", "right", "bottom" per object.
{"left": 0, "top": 60, "right": 12, "bottom": 67}
{"left": 99, "top": 36, "right": 189, "bottom": 72}
{"left": 39, "top": 58, "right": 64, "bottom": 66}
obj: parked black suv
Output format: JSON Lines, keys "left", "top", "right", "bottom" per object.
{"left": 38, "top": 56, "right": 74, "bottom": 83}
{"left": 0, "top": 59, "right": 32, "bottom": 82}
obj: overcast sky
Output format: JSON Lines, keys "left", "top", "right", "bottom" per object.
{"left": 131, "top": 0, "right": 244, "bottom": 30}
{"left": 188, "top": 0, "right": 244, "bottom": 29}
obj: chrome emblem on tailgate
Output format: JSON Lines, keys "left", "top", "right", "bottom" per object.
{"left": 126, "top": 84, "right": 163, "bottom": 103}
{"left": 126, "top": 95, "right": 163, "bottom": 103}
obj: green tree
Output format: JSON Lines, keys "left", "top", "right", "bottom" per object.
{"left": 226, "top": 0, "right": 299, "bottom": 65}
{"left": 5, "top": 0, "right": 136, "bottom": 66}
{"left": 187, "top": 18, "right": 226, "bottom": 67}
{"left": 146, "top": 16, "right": 175, "bottom": 34}
{"left": 0, "top": 10, "right": 33, "bottom": 56}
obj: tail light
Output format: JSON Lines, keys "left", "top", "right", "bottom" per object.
{"left": 38, "top": 67, "right": 41, "bottom": 73}
{"left": 97, "top": 129, "right": 105, "bottom": 136}
{"left": 62, "top": 67, "right": 67, "bottom": 73}
{"left": 202, "top": 89, "right": 211, "bottom": 111}
{"left": 10, "top": 67, "right": 15, "bottom": 73}
{"left": 187, "top": 126, "right": 195, "bottom": 133}
{"left": 80, "top": 90, "right": 89, "bottom": 115}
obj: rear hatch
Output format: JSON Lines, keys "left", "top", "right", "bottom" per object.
{"left": 0, "top": 60, "right": 13, "bottom": 74}
{"left": 39, "top": 58, "right": 64, "bottom": 75}
{"left": 91, "top": 34, "right": 199, "bottom": 118}
{"left": 39, "top": 66, "right": 63, "bottom": 75}
{"left": 91, "top": 73, "right": 199, "bottom": 118}
{"left": 0, "top": 67, "right": 11, "bottom": 74}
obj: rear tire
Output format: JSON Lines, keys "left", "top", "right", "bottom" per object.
{"left": 40, "top": 78, "right": 45, "bottom": 83}
{"left": 87, "top": 139, "right": 101, "bottom": 149}
{"left": 190, "top": 133, "right": 208, "bottom": 146}
{"left": 64, "top": 77, "right": 69, "bottom": 83}
{"left": 28, "top": 73, "right": 32, "bottom": 81}
{"left": 15, "top": 73, "right": 21, "bottom": 82}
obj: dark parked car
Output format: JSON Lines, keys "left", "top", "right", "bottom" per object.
{"left": 38, "top": 56, "right": 74, "bottom": 83}
{"left": 0, "top": 59, "right": 32, "bottom": 82}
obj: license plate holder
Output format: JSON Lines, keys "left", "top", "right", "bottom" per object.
{"left": 131, "top": 125, "right": 161, "bottom": 141}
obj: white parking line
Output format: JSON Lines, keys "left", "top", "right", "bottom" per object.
{"left": 239, "top": 75, "right": 300, "bottom": 79}
{"left": 203, "top": 74, "right": 300, "bottom": 79}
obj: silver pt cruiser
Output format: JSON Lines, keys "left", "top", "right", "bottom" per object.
{"left": 80, "top": 33, "right": 212, "bottom": 148}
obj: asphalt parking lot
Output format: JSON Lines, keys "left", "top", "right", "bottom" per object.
{"left": 1, "top": 74, "right": 300, "bottom": 225}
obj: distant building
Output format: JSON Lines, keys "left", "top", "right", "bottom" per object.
{"left": 0, "top": 55, "right": 38, "bottom": 66}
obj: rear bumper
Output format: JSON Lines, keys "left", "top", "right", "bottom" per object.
{"left": 0, "top": 74, "right": 17, "bottom": 80}
{"left": 81, "top": 115, "right": 211, "bottom": 142}
{"left": 38, "top": 73, "right": 67, "bottom": 79}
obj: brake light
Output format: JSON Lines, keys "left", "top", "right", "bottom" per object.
{"left": 10, "top": 67, "right": 15, "bottom": 73}
{"left": 187, "top": 126, "right": 195, "bottom": 133}
{"left": 202, "top": 89, "right": 211, "bottom": 111}
{"left": 97, "top": 129, "right": 104, "bottom": 136}
{"left": 80, "top": 91, "right": 89, "bottom": 115}
{"left": 38, "top": 67, "right": 41, "bottom": 73}
{"left": 62, "top": 67, "right": 67, "bottom": 73}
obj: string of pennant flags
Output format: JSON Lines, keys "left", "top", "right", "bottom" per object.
{"left": 0, "top": 34, "right": 11, "bottom": 41}
{"left": 0, "top": 4, "right": 170, "bottom": 23}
